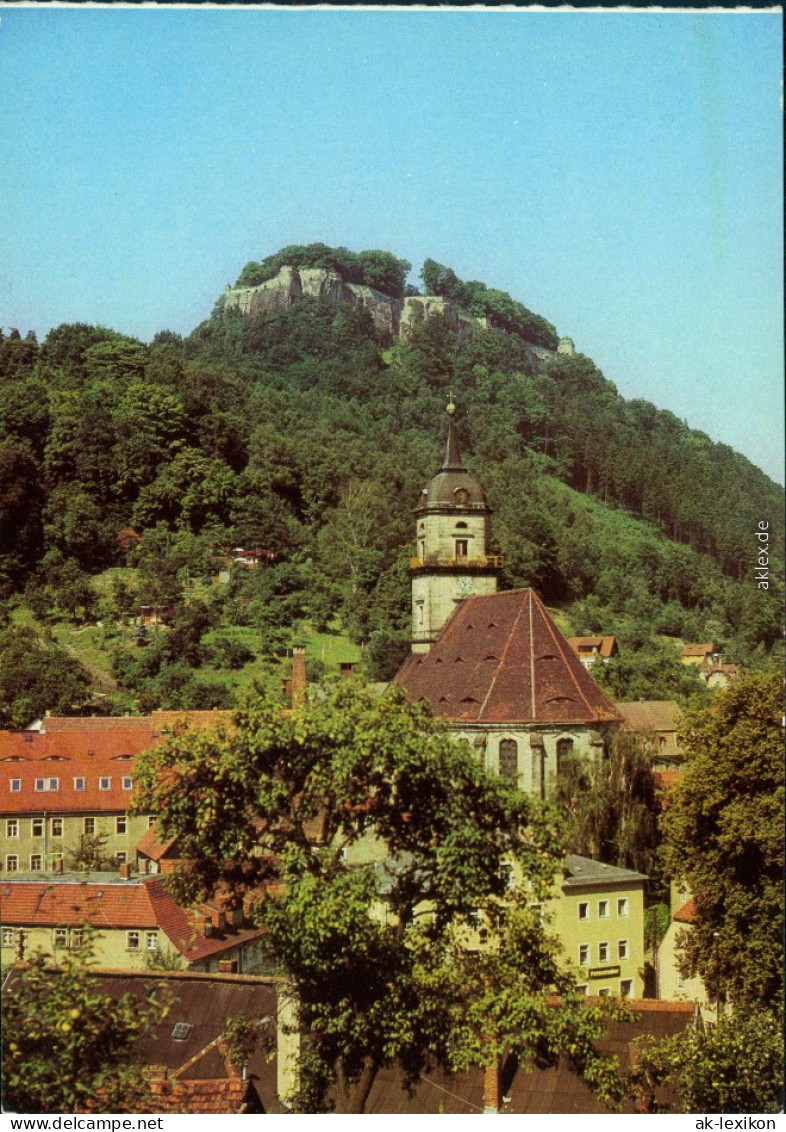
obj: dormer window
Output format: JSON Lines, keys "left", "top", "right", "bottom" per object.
{"left": 34, "top": 778, "right": 59, "bottom": 792}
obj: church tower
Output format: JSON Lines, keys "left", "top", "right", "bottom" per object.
{"left": 410, "top": 402, "right": 501, "bottom": 652}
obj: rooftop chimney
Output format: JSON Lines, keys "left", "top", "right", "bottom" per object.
{"left": 204, "top": 916, "right": 213, "bottom": 938}
{"left": 119, "top": 862, "right": 132, "bottom": 881}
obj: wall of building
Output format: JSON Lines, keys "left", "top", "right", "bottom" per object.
{"left": 551, "top": 880, "right": 646, "bottom": 998}
{"left": 1, "top": 811, "right": 152, "bottom": 874}
{"left": 455, "top": 725, "right": 609, "bottom": 798}
{"left": 0, "top": 923, "right": 182, "bottom": 971}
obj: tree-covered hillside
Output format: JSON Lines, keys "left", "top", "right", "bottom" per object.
{"left": 1, "top": 245, "right": 782, "bottom": 717}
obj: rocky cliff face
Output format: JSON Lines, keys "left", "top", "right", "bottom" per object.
{"left": 223, "top": 266, "right": 489, "bottom": 343}
{"left": 223, "top": 266, "right": 404, "bottom": 337}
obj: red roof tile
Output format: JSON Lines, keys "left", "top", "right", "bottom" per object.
{"left": 135, "top": 825, "right": 180, "bottom": 861}
{"left": 567, "top": 636, "right": 617, "bottom": 658}
{"left": 36, "top": 717, "right": 157, "bottom": 732}
{"left": 674, "top": 899, "right": 697, "bottom": 924}
{"left": 0, "top": 729, "right": 159, "bottom": 813}
{"left": 0, "top": 878, "right": 263, "bottom": 962}
{"left": 394, "top": 589, "right": 620, "bottom": 726}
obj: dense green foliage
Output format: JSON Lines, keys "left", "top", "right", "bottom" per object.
{"left": 632, "top": 1009, "right": 784, "bottom": 1114}
{"left": 134, "top": 681, "right": 629, "bottom": 1114}
{"left": 1, "top": 942, "right": 166, "bottom": 1113}
{"left": 1, "top": 244, "right": 781, "bottom": 714}
{"left": 660, "top": 673, "right": 783, "bottom": 1011}
{"left": 554, "top": 731, "right": 661, "bottom": 882}
{"left": 0, "top": 626, "right": 93, "bottom": 726}
{"left": 421, "top": 257, "right": 558, "bottom": 348}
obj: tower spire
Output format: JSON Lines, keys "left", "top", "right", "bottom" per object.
{"left": 442, "top": 395, "right": 464, "bottom": 471}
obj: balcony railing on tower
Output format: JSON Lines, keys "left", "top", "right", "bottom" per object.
{"left": 409, "top": 554, "right": 504, "bottom": 570}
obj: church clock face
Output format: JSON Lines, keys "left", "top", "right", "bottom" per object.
{"left": 456, "top": 576, "right": 475, "bottom": 597}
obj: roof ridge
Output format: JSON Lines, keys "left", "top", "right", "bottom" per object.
{"left": 477, "top": 593, "right": 528, "bottom": 721}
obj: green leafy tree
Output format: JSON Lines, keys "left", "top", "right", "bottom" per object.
{"left": 134, "top": 681, "right": 629, "bottom": 1114}
{"left": 66, "top": 832, "right": 117, "bottom": 872}
{"left": 554, "top": 731, "right": 661, "bottom": 881}
{"left": 1, "top": 941, "right": 167, "bottom": 1113}
{"left": 631, "top": 1009, "right": 783, "bottom": 1114}
{"left": 0, "top": 626, "right": 92, "bottom": 727}
{"left": 660, "top": 673, "right": 783, "bottom": 1010}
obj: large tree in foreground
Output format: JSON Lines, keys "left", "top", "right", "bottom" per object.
{"left": 135, "top": 681, "right": 628, "bottom": 1113}
{"left": 660, "top": 672, "right": 783, "bottom": 1010}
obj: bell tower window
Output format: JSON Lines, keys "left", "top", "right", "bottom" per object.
{"left": 455, "top": 539, "right": 469, "bottom": 559}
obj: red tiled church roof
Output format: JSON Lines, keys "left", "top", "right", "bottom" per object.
{"left": 393, "top": 589, "right": 620, "bottom": 726}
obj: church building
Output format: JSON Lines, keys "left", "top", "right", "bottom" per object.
{"left": 394, "top": 404, "right": 621, "bottom": 795}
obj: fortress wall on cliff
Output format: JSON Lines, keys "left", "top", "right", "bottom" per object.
{"left": 223, "top": 266, "right": 561, "bottom": 364}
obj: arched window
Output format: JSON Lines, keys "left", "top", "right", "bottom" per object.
{"left": 499, "top": 739, "right": 518, "bottom": 780}
{"left": 556, "top": 737, "right": 574, "bottom": 774}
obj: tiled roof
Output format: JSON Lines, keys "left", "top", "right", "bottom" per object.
{"left": 567, "top": 636, "right": 617, "bottom": 658}
{"left": 147, "top": 1075, "right": 248, "bottom": 1115}
{"left": 135, "top": 825, "right": 180, "bottom": 861}
{"left": 34, "top": 717, "right": 158, "bottom": 732}
{"left": 674, "top": 899, "right": 697, "bottom": 924}
{"left": 0, "top": 878, "right": 263, "bottom": 962}
{"left": 1, "top": 878, "right": 162, "bottom": 929}
{"left": 393, "top": 589, "right": 620, "bottom": 726}
{"left": 562, "top": 854, "right": 648, "bottom": 889}
{"left": 4, "top": 968, "right": 284, "bottom": 1114}
{"left": 616, "top": 701, "right": 682, "bottom": 733}
{"left": 681, "top": 643, "right": 714, "bottom": 657}
{"left": 365, "top": 1001, "right": 696, "bottom": 1114}
{"left": 0, "top": 729, "right": 157, "bottom": 813}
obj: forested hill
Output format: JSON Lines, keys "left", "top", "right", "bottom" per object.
{"left": 0, "top": 244, "right": 782, "bottom": 714}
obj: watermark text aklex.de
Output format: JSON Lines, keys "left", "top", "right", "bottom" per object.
{"left": 755, "top": 520, "right": 770, "bottom": 589}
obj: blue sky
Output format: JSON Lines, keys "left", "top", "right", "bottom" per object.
{"left": 1, "top": 8, "right": 783, "bottom": 482}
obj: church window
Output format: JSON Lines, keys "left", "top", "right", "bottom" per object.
{"left": 556, "top": 738, "right": 574, "bottom": 774}
{"left": 455, "top": 539, "right": 468, "bottom": 559}
{"left": 499, "top": 739, "right": 518, "bottom": 780}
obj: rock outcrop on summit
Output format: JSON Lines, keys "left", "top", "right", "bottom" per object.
{"left": 222, "top": 265, "right": 488, "bottom": 342}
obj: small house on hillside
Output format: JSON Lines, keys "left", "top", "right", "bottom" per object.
{"left": 567, "top": 636, "right": 618, "bottom": 668}
{"left": 680, "top": 643, "right": 717, "bottom": 667}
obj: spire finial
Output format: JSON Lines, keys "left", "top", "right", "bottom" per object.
{"left": 442, "top": 395, "right": 464, "bottom": 470}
